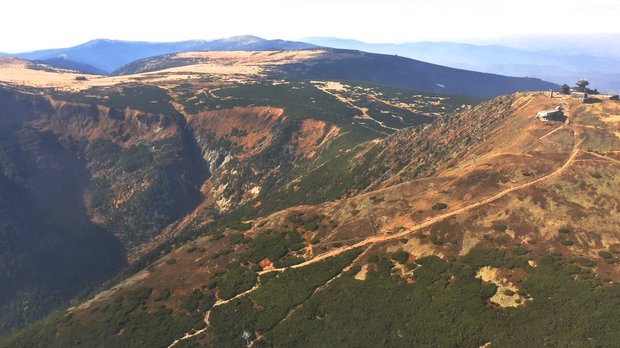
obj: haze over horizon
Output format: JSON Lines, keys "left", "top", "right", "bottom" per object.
{"left": 3, "top": 0, "right": 619, "bottom": 53}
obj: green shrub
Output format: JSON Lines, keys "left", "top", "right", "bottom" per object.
{"left": 206, "top": 279, "right": 218, "bottom": 289}
{"left": 219, "top": 248, "right": 232, "bottom": 256}
{"left": 216, "top": 264, "right": 257, "bottom": 300}
{"left": 480, "top": 282, "right": 498, "bottom": 300}
{"left": 304, "top": 221, "right": 320, "bottom": 232}
{"left": 558, "top": 227, "right": 571, "bottom": 234}
{"left": 575, "top": 258, "right": 596, "bottom": 267}
{"left": 598, "top": 250, "right": 613, "bottom": 259}
{"left": 431, "top": 203, "right": 448, "bottom": 211}
{"left": 561, "top": 240, "right": 574, "bottom": 246}
{"left": 492, "top": 222, "right": 508, "bottom": 232}
{"left": 368, "top": 255, "right": 379, "bottom": 263}
{"left": 126, "top": 287, "right": 152, "bottom": 305}
{"left": 165, "top": 258, "right": 177, "bottom": 265}
{"left": 604, "top": 258, "right": 616, "bottom": 264}
{"left": 229, "top": 234, "right": 251, "bottom": 245}
{"left": 286, "top": 212, "right": 304, "bottom": 224}
{"left": 495, "top": 236, "right": 508, "bottom": 244}
{"left": 461, "top": 248, "right": 506, "bottom": 268}
{"left": 274, "top": 256, "right": 305, "bottom": 268}
{"left": 180, "top": 289, "right": 215, "bottom": 313}
{"left": 240, "top": 231, "right": 292, "bottom": 264}
{"left": 391, "top": 251, "right": 409, "bottom": 264}
{"left": 512, "top": 246, "right": 529, "bottom": 256}
{"left": 211, "top": 232, "right": 225, "bottom": 240}
{"left": 370, "top": 196, "right": 384, "bottom": 203}
{"left": 154, "top": 289, "right": 171, "bottom": 302}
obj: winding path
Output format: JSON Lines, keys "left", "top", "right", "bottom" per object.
{"left": 315, "top": 83, "right": 399, "bottom": 132}
{"left": 169, "top": 123, "right": 583, "bottom": 347}
{"left": 268, "top": 134, "right": 584, "bottom": 272}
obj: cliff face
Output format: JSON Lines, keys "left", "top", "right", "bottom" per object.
{"left": 0, "top": 89, "right": 127, "bottom": 333}
{"left": 0, "top": 83, "right": 385, "bottom": 332}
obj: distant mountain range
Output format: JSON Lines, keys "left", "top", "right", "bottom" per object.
{"left": 14, "top": 36, "right": 316, "bottom": 74}
{"left": 303, "top": 37, "right": 620, "bottom": 93}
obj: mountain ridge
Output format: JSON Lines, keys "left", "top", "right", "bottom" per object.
{"left": 303, "top": 37, "right": 620, "bottom": 93}
{"left": 33, "top": 57, "right": 107, "bottom": 75}
{"left": 111, "top": 48, "right": 558, "bottom": 98}
{"left": 14, "top": 36, "right": 317, "bottom": 73}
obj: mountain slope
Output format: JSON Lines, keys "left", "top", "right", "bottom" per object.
{"left": 34, "top": 57, "right": 107, "bottom": 75}
{"left": 0, "top": 55, "right": 482, "bottom": 333}
{"left": 114, "top": 49, "right": 557, "bottom": 97}
{"left": 274, "top": 48, "right": 558, "bottom": 97}
{"left": 0, "top": 89, "right": 127, "bottom": 333}
{"left": 304, "top": 37, "right": 620, "bottom": 93}
{"left": 3, "top": 47, "right": 618, "bottom": 346}
{"left": 4, "top": 91, "right": 620, "bottom": 347}
{"left": 14, "top": 36, "right": 316, "bottom": 73}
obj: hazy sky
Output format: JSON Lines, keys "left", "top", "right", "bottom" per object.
{"left": 2, "top": 0, "right": 619, "bottom": 52}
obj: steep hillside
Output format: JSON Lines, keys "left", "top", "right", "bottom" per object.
{"left": 4, "top": 92, "right": 620, "bottom": 347}
{"left": 0, "top": 55, "right": 480, "bottom": 333}
{"left": 114, "top": 49, "right": 558, "bottom": 97}
{"left": 34, "top": 57, "right": 107, "bottom": 75}
{"left": 14, "top": 36, "right": 316, "bottom": 73}
{"left": 0, "top": 90, "right": 127, "bottom": 333}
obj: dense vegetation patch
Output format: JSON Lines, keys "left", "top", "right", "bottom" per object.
{"left": 263, "top": 249, "right": 620, "bottom": 347}
{"left": 211, "top": 262, "right": 257, "bottom": 301}
{"left": 53, "top": 86, "right": 178, "bottom": 114}
{"left": 1, "top": 287, "right": 207, "bottom": 348}
{"left": 208, "top": 249, "right": 361, "bottom": 346}
{"left": 4, "top": 245, "right": 620, "bottom": 347}
{"left": 239, "top": 229, "right": 305, "bottom": 265}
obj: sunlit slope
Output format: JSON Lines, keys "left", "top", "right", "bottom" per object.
{"left": 6, "top": 92, "right": 620, "bottom": 347}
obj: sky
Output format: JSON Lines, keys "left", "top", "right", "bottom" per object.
{"left": 2, "top": 0, "right": 619, "bottom": 52}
